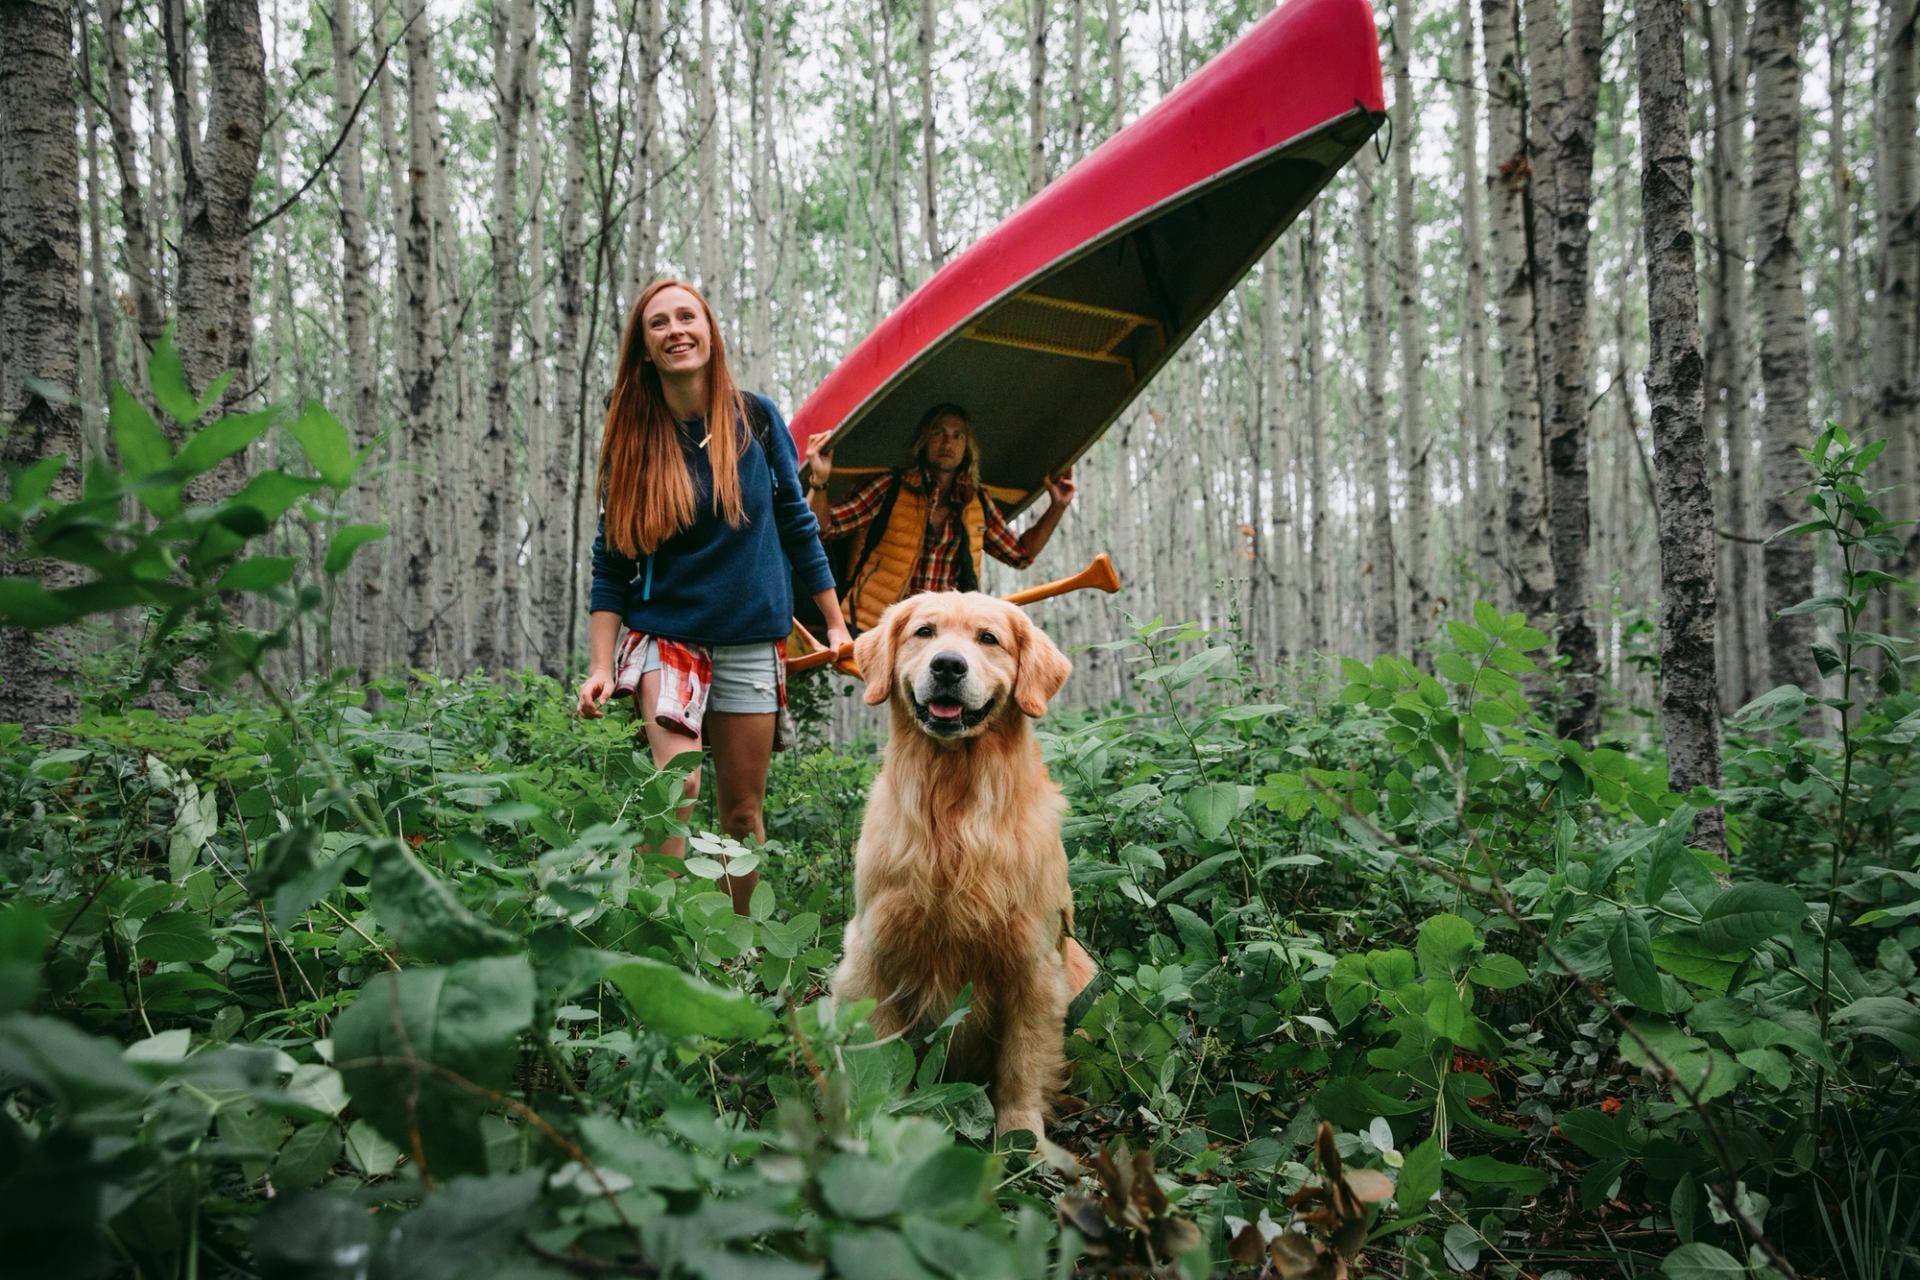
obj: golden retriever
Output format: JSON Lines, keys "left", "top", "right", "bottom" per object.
{"left": 833, "top": 592, "right": 1096, "bottom": 1140}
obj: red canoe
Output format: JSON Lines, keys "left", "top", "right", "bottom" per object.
{"left": 790, "top": 0, "right": 1385, "bottom": 509}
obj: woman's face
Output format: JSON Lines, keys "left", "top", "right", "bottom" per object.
{"left": 640, "top": 286, "right": 712, "bottom": 376}
{"left": 922, "top": 414, "right": 970, "bottom": 474}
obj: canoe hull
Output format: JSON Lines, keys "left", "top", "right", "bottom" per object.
{"left": 792, "top": 0, "right": 1385, "bottom": 511}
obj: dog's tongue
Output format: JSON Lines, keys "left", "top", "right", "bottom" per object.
{"left": 928, "top": 700, "right": 965, "bottom": 721}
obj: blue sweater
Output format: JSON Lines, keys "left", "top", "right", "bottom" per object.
{"left": 589, "top": 394, "right": 835, "bottom": 646}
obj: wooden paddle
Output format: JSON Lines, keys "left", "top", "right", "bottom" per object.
{"left": 786, "top": 553, "right": 1122, "bottom": 675}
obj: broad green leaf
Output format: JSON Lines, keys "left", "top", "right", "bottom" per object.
{"left": 177, "top": 409, "right": 272, "bottom": 476}
{"left": 1467, "top": 953, "right": 1529, "bottom": 989}
{"left": 288, "top": 401, "right": 354, "bottom": 488}
{"left": 110, "top": 384, "right": 172, "bottom": 477}
{"left": 1727, "top": 685, "right": 1810, "bottom": 730}
{"left": 1608, "top": 909, "right": 1667, "bottom": 1012}
{"left": 1396, "top": 1134, "right": 1442, "bottom": 1209}
{"left": 1425, "top": 982, "right": 1472, "bottom": 1041}
{"left": 1443, "top": 1155, "right": 1547, "bottom": 1195}
{"left": 1555, "top": 1108, "right": 1635, "bottom": 1158}
{"left": 0, "top": 1013, "right": 152, "bottom": 1106}
{"left": 605, "top": 956, "right": 773, "bottom": 1041}
{"left": 1164, "top": 902, "right": 1214, "bottom": 959}
{"left": 223, "top": 470, "right": 327, "bottom": 527}
{"left": 1660, "top": 1242, "right": 1745, "bottom": 1280}
{"left": 1165, "top": 645, "right": 1232, "bottom": 688}
{"left": 324, "top": 522, "right": 388, "bottom": 575}
{"left": 217, "top": 555, "right": 298, "bottom": 592}
{"left": 1650, "top": 931, "right": 1744, "bottom": 994}
{"left": 149, "top": 328, "right": 206, "bottom": 423}
{"left": 1416, "top": 913, "right": 1478, "bottom": 980}
{"left": 135, "top": 910, "right": 216, "bottom": 963}
{"left": 1182, "top": 781, "right": 1244, "bottom": 841}
{"left": 367, "top": 840, "right": 515, "bottom": 963}
{"left": 1831, "top": 996, "right": 1920, "bottom": 1058}
{"left": 1698, "top": 883, "right": 1808, "bottom": 952}
{"left": 0, "top": 579, "right": 75, "bottom": 629}
{"left": 333, "top": 954, "right": 536, "bottom": 1178}
{"left": 818, "top": 1153, "right": 902, "bottom": 1220}
{"left": 1433, "top": 653, "right": 1478, "bottom": 684}
{"left": 0, "top": 903, "right": 49, "bottom": 1014}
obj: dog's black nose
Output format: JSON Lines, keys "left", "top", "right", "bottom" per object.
{"left": 929, "top": 651, "right": 968, "bottom": 681}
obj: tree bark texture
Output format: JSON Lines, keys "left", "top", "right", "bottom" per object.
{"left": 1635, "top": 0, "right": 1725, "bottom": 849}
{"left": 1482, "top": 0, "right": 1552, "bottom": 625}
{"left": 1457, "top": 0, "right": 1497, "bottom": 597}
{"left": 0, "top": 0, "right": 84, "bottom": 736}
{"left": 1391, "top": 0, "right": 1431, "bottom": 652}
{"left": 1028, "top": 0, "right": 1048, "bottom": 196}
{"left": 400, "top": 0, "right": 445, "bottom": 670}
{"left": 549, "top": 0, "right": 593, "bottom": 670}
{"left": 167, "top": 0, "right": 265, "bottom": 470}
{"left": 1872, "top": 0, "right": 1918, "bottom": 585}
{"left": 102, "top": 0, "right": 162, "bottom": 375}
{"left": 1359, "top": 149, "right": 1399, "bottom": 657}
{"left": 328, "top": 0, "right": 377, "bottom": 453}
{"left": 1525, "top": 0, "right": 1603, "bottom": 746}
{"left": 1750, "top": 0, "right": 1820, "bottom": 692}
{"left": 918, "top": 0, "right": 943, "bottom": 268}
{"left": 1703, "top": 0, "right": 1760, "bottom": 708}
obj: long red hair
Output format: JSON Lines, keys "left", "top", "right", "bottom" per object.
{"left": 598, "top": 279, "right": 748, "bottom": 557}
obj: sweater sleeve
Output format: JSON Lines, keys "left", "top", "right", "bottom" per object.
{"left": 589, "top": 518, "right": 637, "bottom": 615}
{"left": 756, "top": 396, "right": 837, "bottom": 598}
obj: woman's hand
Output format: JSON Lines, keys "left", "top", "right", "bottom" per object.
{"left": 804, "top": 435, "right": 833, "bottom": 487}
{"left": 1045, "top": 467, "right": 1077, "bottom": 508}
{"left": 577, "top": 671, "right": 615, "bottom": 718}
{"left": 826, "top": 623, "right": 854, "bottom": 654}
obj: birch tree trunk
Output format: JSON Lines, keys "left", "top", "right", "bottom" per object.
{"left": 1359, "top": 151, "right": 1399, "bottom": 657}
{"left": 1482, "top": 0, "right": 1552, "bottom": 623}
{"left": 400, "top": 0, "right": 445, "bottom": 670}
{"left": 167, "top": 0, "right": 264, "bottom": 492}
{"left": 549, "top": 0, "right": 593, "bottom": 670}
{"left": 328, "top": 0, "right": 377, "bottom": 452}
{"left": 1872, "top": 0, "right": 1919, "bottom": 584}
{"left": 1751, "top": 0, "right": 1820, "bottom": 691}
{"left": 1636, "top": 0, "right": 1724, "bottom": 850}
{"left": 623, "top": 0, "right": 659, "bottom": 303}
{"left": 79, "top": 10, "right": 117, "bottom": 415}
{"left": 1391, "top": 0, "right": 1431, "bottom": 650}
{"left": 1028, "top": 0, "right": 1048, "bottom": 196}
{"left": 1304, "top": 208, "right": 1331, "bottom": 653}
{"left": 0, "top": 0, "right": 84, "bottom": 738}
{"left": 918, "top": 0, "right": 943, "bottom": 269}
{"left": 478, "top": 0, "right": 534, "bottom": 673}
{"left": 696, "top": 0, "right": 720, "bottom": 293}
{"left": 1106, "top": 0, "right": 1124, "bottom": 129}
{"left": 1455, "top": 0, "right": 1496, "bottom": 596}
{"left": 102, "top": 0, "right": 161, "bottom": 378}
{"left": 1068, "top": 0, "right": 1086, "bottom": 162}
{"left": 526, "top": 90, "right": 554, "bottom": 675}
{"left": 1703, "top": 0, "right": 1759, "bottom": 707}
{"left": 1525, "top": 0, "right": 1603, "bottom": 745}
{"left": 1828, "top": 0, "right": 1862, "bottom": 430}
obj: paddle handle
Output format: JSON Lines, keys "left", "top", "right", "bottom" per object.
{"left": 785, "top": 553, "right": 1123, "bottom": 675}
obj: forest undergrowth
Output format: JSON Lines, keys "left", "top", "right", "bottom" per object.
{"left": 2, "top": 363, "right": 1917, "bottom": 1279}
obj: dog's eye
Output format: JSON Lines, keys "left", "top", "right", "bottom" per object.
{"left": 978, "top": 631, "right": 999, "bottom": 646}
{"left": 914, "top": 624, "right": 935, "bottom": 638}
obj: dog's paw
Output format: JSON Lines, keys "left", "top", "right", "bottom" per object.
{"left": 994, "top": 1110, "right": 1046, "bottom": 1144}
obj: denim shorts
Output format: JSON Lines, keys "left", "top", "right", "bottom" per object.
{"left": 632, "top": 637, "right": 783, "bottom": 714}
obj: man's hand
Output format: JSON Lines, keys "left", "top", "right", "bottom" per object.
{"left": 1045, "top": 467, "right": 1077, "bottom": 507}
{"left": 805, "top": 435, "right": 834, "bottom": 487}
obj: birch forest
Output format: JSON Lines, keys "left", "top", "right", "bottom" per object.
{"left": 3, "top": 0, "right": 1920, "bottom": 1276}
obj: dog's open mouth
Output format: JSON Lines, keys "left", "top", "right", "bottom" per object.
{"left": 911, "top": 692, "right": 995, "bottom": 734}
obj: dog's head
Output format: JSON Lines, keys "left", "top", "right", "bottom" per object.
{"left": 852, "top": 592, "right": 1071, "bottom": 739}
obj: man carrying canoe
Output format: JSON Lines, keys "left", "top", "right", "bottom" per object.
{"left": 803, "top": 403, "right": 1077, "bottom": 633}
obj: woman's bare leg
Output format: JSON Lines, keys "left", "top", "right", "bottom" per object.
{"left": 636, "top": 669, "right": 702, "bottom": 862}
{"left": 704, "top": 709, "right": 776, "bottom": 915}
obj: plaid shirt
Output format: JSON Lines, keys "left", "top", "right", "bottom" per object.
{"left": 822, "top": 473, "right": 1034, "bottom": 596}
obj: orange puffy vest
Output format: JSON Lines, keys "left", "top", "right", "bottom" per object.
{"left": 846, "top": 480, "right": 988, "bottom": 632}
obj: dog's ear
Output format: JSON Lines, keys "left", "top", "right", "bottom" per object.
{"left": 854, "top": 605, "right": 904, "bottom": 706}
{"left": 1012, "top": 608, "right": 1071, "bottom": 717}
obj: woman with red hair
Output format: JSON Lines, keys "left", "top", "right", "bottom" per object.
{"left": 578, "top": 280, "right": 851, "bottom": 914}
